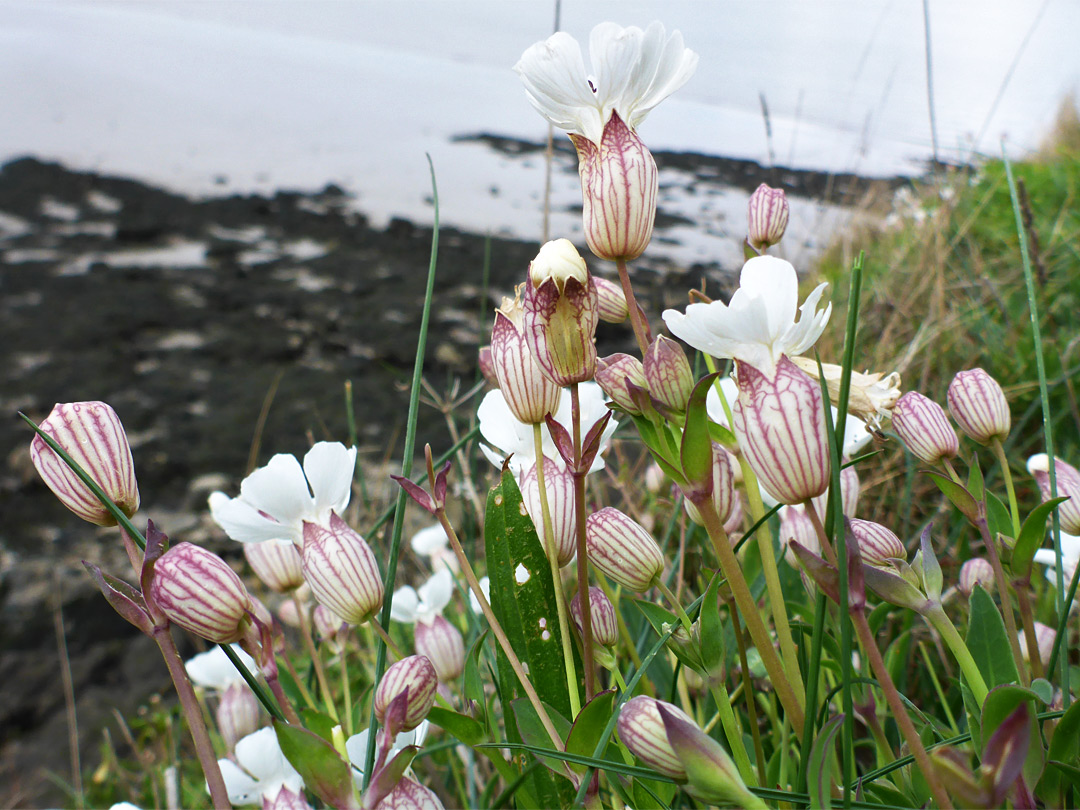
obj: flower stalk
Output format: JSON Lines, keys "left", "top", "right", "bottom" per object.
{"left": 570, "top": 383, "right": 598, "bottom": 700}
{"left": 615, "top": 258, "right": 651, "bottom": 356}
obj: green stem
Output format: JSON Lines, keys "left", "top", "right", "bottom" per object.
{"left": 533, "top": 423, "right": 581, "bottom": 717}
{"left": 339, "top": 649, "right": 354, "bottom": 738}
{"left": 731, "top": 612, "right": 768, "bottom": 785}
{"left": 709, "top": 678, "right": 757, "bottom": 787}
{"left": 991, "top": 438, "right": 1022, "bottom": 539}
{"left": 918, "top": 641, "right": 959, "bottom": 736}
{"left": 654, "top": 579, "right": 694, "bottom": 637}
{"left": 925, "top": 604, "right": 989, "bottom": 707}
{"left": 570, "top": 383, "right": 598, "bottom": 700}
{"left": 1015, "top": 586, "right": 1044, "bottom": 680}
{"left": 295, "top": 597, "right": 339, "bottom": 723}
{"left": 976, "top": 515, "right": 1029, "bottom": 685}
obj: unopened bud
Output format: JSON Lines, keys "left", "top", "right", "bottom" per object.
{"left": 477, "top": 346, "right": 498, "bottom": 387}
{"left": 595, "top": 353, "right": 647, "bottom": 414}
{"left": 958, "top": 558, "right": 994, "bottom": 597}
{"left": 586, "top": 507, "right": 664, "bottom": 592}
{"left": 415, "top": 615, "right": 465, "bottom": 681}
{"left": 1020, "top": 622, "right": 1056, "bottom": 668}
{"left": 149, "top": 543, "right": 252, "bottom": 643}
{"left": 569, "top": 587, "right": 618, "bottom": 648}
{"left": 684, "top": 444, "right": 736, "bottom": 528}
{"left": 593, "top": 276, "right": 629, "bottom": 323}
{"left": 850, "top": 519, "right": 906, "bottom": 567}
{"left": 490, "top": 289, "right": 562, "bottom": 424}
{"left": 892, "top": 391, "right": 959, "bottom": 464}
{"left": 374, "top": 655, "right": 439, "bottom": 733}
{"left": 217, "top": 681, "right": 261, "bottom": 752}
{"left": 1028, "top": 454, "right": 1080, "bottom": 535}
{"left": 244, "top": 540, "right": 304, "bottom": 593}
{"left": 644, "top": 336, "right": 694, "bottom": 413}
{"left": 747, "top": 183, "right": 789, "bottom": 250}
{"left": 947, "top": 368, "right": 1010, "bottom": 444}
{"left": 30, "top": 401, "right": 140, "bottom": 526}
{"left": 375, "top": 778, "right": 444, "bottom": 810}
{"left": 519, "top": 457, "right": 576, "bottom": 567}
{"left": 312, "top": 604, "right": 347, "bottom": 642}
{"left": 617, "top": 696, "right": 694, "bottom": 779}
{"left": 301, "top": 512, "right": 384, "bottom": 625}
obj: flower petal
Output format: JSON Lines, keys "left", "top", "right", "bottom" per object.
{"left": 389, "top": 586, "right": 420, "bottom": 623}
{"left": 411, "top": 524, "right": 449, "bottom": 556}
{"left": 417, "top": 568, "right": 453, "bottom": 620}
{"left": 239, "top": 454, "right": 315, "bottom": 530}
{"left": 218, "top": 757, "right": 261, "bottom": 806}
{"left": 303, "top": 442, "right": 357, "bottom": 518}
{"left": 514, "top": 32, "right": 603, "bottom": 142}
{"left": 209, "top": 491, "right": 294, "bottom": 545}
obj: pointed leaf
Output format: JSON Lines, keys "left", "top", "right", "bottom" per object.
{"left": 919, "top": 524, "right": 942, "bottom": 601}
{"left": 808, "top": 714, "right": 845, "bottom": 810}
{"left": 983, "top": 702, "right": 1031, "bottom": 807}
{"left": 967, "top": 453, "right": 985, "bottom": 502}
{"left": 986, "top": 491, "right": 1012, "bottom": 544}
{"left": 679, "top": 373, "right": 718, "bottom": 491}
{"left": 790, "top": 541, "right": 840, "bottom": 604}
{"left": 565, "top": 690, "right": 617, "bottom": 774}
{"left": 390, "top": 475, "right": 436, "bottom": 515}
{"left": 510, "top": 698, "right": 573, "bottom": 778}
{"left": 1013, "top": 497, "right": 1070, "bottom": 580}
{"left": 967, "top": 584, "right": 1020, "bottom": 688}
{"left": 274, "top": 719, "right": 357, "bottom": 810}
{"left": 363, "top": 746, "right": 418, "bottom": 810}
{"left": 1039, "top": 694, "right": 1080, "bottom": 797}
{"left": 699, "top": 571, "right": 725, "bottom": 675}
{"left": 543, "top": 414, "right": 575, "bottom": 470}
{"left": 926, "top": 471, "right": 980, "bottom": 524}
{"left": 426, "top": 707, "right": 485, "bottom": 747}
{"left": 299, "top": 708, "right": 339, "bottom": 744}
{"left": 579, "top": 411, "right": 614, "bottom": 473}
{"left": 83, "top": 561, "right": 153, "bottom": 634}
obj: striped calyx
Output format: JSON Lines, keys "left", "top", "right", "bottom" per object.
{"left": 732, "top": 356, "right": 830, "bottom": 505}
{"left": 892, "top": 391, "right": 959, "bottom": 464}
{"left": 216, "top": 681, "right": 261, "bottom": 753}
{"left": 490, "top": 287, "right": 562, "bottom": 424}
{"left": 519, "top": 456, "right": 577, "bottom": 567}
{"left": 570, "top": 111, "right": 658, "bottom": 262}
{"left": 376, "top": 779, "right": 445, "bottom": 810}
{"left": 149, "top": 542, "right": 252, "bottom": 643}
{"left": 644, "top": 336, "right": 694, "bottom": 413}
{"left": 415, "top": 615, "right": 465, "bottom": 681}
{"left": 684, "top": 443, "right": 736, "bottom": 528}
{"left": 595, "top": 353, "right": 647, "bottom": 414}
{"left": 1028, "top": 453, "right": 1080, "bottom": 535}
{"left": 585, "top": 507, "right": 664, "bottom": 592}
{"left": 301, "top": 512, "right": 384, "bottom": 625}
{"left": 947, "top": 368, "right": 1010, "bottom": 445}
{"left": 593, "top": 276, "right": 629, "bottom": 323}
{"left": 243, "top": 540, "right": 304, "bottom": 593}
{"left": 374, "top": 655, "right": 439, "bottom": 733}
{"left": 1021, "top": 622, "right": 1056, "bottom": 667}
{"left": 477, "top": 345, "right": 498, "bottom": 386}
{"left": 849, "top": 519, "right": 906, "bottom": 567}
{"left": 617, "top": 696, "right": 694, "bottom": 779}
{"left": 523, "top": 240, "right": 599, "bottom": 386}
{"left": 570, "top": 587, "right": 618, "bottom": 648}
{"left": 747, "top": 183, "right": 789, "bottom": 250}
{"left": 958, "top": 558, "right": 994, "bottom": 597}
{"left": 312, "top": 604, "right": 347, "bottom": 642}
{"left": 30, "top": 401, "right": 140, "bottom": 526}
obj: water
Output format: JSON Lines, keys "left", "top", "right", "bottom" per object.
{"left": 2, "top": 0, "right": 1077, "bottom": 266}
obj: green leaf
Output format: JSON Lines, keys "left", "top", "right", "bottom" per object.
{"left": 808, "top": 714, "right": 845, "bottom": 810}
{"left": 1029, "top": 678, "right": 1054, "bottom": 706}
{"left": 926, "top": 471, "right": 980, "bottom": 524}
{"left": 967, "top": 453, "right": 985, "bottom": 502}
{"left": 299, "top": 708, "right": 339, "bottom": 744}
{"left": 462, "top": 631, "right": 489, "bottom": 720}
{"left": 706, "top": 420, "right": 736, "bottom": 447}
{"left": 679, "top": 373, "right": 718, "bottom": 489}
{"left": 985, "top": 491, "right": 1012, "bottom": 544}
{"left": 565, "top": 690, "right": 618, "bottom": 774}
{"left": 699, "top": 571, "right": 725, "bottom": 675}
{"left": 274, "top": 719, "right": 357, "bottom": 810}
{"left": 1049, "top": 760, "right": 1080, "bottom": 794}
{"left": 631, "top": 415, "right": 687, "bottom": 486}
{"left": 1012, "top": 497, "right": 1070, "bottom": 579}
{"left": 981, "top": 685, "right": 1046, "bottom": 790}
{"left": 966, "top": 584, "right": 1020, "bottom": 689}
{"left": 633, "top": 600, "right": 703, "bottom": 672}
{"left": 427, "top": 706, "right": 486, "bottom": 747}
{"left": 1039, "top": 697, "right": 1080, "bottom": 798}
{"left": 511, "top": 698, "right": 574, "bottom": 777}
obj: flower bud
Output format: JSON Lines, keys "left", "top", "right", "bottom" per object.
{"left": 519, "top": 457, "right": 576, "bottom": 567}
{"left": 477, "top": 345, "right": 498, "bottom": 387}
{"left": 593, "top": 276, "right": 629, "bottom": 323}
{"left": 301, "top": 512, "right": 384, "bottom": 625}
{"left": 374, "top": 655, "right": 439, "bottom": 733}
{"left": 732, "top": 357, "right": 830, "bottom": 505}
{"left": 723, "top": 488, "right": 745, "bottom": 536}
{"left": 375, "top": 779, "right": 445, "bottom": 810}
{"left": 891, "top": 391, "right": 959, "bottom": 464}
{"left": 810, "top": 465, "right": 861, "bottom": 523}
{"left": 747, "top": 183, "right": 789, "bottom": 250}
{"left": 850, "top": 519, "right": 906, "bottom": 567}
{"left": 217, "top": 680, "right": 261, "bottom": 752}
{"left": 586, "top": 507, "right": 665, "bottom": 592}
{"left": 244, "top": 541, "right": 305, "bottom": 593}
{"left": 490, "top": 288, "right": 563, "bottom": 424}
{"left": 684, "top": 444, "right": 736, "bottom": 527}
{"left": 958, "top": 558, "right": 994, "bottom": 597}
{"left": 523, "top": 240, "right": 599, "bottom": 385}
{"left": 312, "top": 604, "right": 347, "bottom": 642}
{"left": 779, "top": 505, "right": 819, "bottom": 566}
{"left": 1020, "top": 622, "right": 1056, "bottom": 667}
{"left": 595, "top": 353, "right": 647, "bottom": 414}
{"left": 1028, "top": 454, "right": 1080, "bottom": 535}
{"left": 644, "top": 336, "right": 694, "bottom": 413}
{"left": 149, "top": 543, "right": 252, "bottom": 643}
{"left": 947, "top": 368, "right": 1010, "bottom": 444}
{"left": 617, "top": 696, "right": 694, "bottom": 779}
{"left": 569, "top": 587, "right": 618, "bottom": 648}
{"left": 569, "top": 112, "right": 658, "bottom": 262}
{"left": 265, "top": 787, "right": 314, "bottom": 810}
{"left": 415, "top": 615, "right": 465, "bottom": 681}
{"left": 29, "top": 401, "right": 140, "bottom": 526}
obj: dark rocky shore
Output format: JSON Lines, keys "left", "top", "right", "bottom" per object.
{"left": 0, "top": 153, "right": 895, "bottom": 806}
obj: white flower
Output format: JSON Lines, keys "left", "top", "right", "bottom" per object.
{"left": 662, "top": 256, "right": 831, "bottom": 378}
{"left": 470, "top": 576, "right": 491, "bottom": 615}
{"left": 345, "top": 720, "right": 429, "bottom": 786}
{"left": 209, "top": 442, "right": 357, "bottom": 546}
{"left": 410, "top": 524, "right": 459, "bottom": 574}
{"left": 515, "top": 22, "right": 697, "bottom": 146}
{"left": 478, "top": 382, "right": 617, "bottom": 477}
{"left": 185, "top": 644, "right": 259, "bottom": 691}
{"left": 390, "top": 569, "right": 453, "bottom": 625}
{"left": 217, "top": 727, "right": 304, "bottom": 806}
{"left": 1033, "top": 532, "right": 1080, "bottom": 598}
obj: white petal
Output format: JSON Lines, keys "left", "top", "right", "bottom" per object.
{"left": 417, "top": 569, "right": 453, "bottom": 618}
{"left": 345, "top": 729, "right": 371, "bottom": 773}
{"left": 218, "top": 757, "right": 260, "bottom": 805}
{"left": 304, "top": 442, "right": 357, "bottom": 518}
{"left": 209, "top": 491, "right": 296, "bottom": 545}
{"left": 234, "top": 728, "right": 288, "bottom": 781}
{"left": 239, "top": 454, "right": 315, "bottom": 530}
{"left": 841, "top": 411, "right": 874, "bottom": 458}
{"left": 626, "top": 24, "right": 698, "bottom": 128}
{"left": 470, "top": 576, "right": 491, "bottom": 615}
{"left": 389, "top": 586, "right": 420, "bottom": 623}
{"left": 185, "top": 644, "right": 257, "bottom": 690}
{"left": 705, "top": 376, "right": 740, "bottom": 428}
{"left": 514, "top": 32, "right": 603, "bottom": 141}
{"left": 411, "top": 524, "right": 449, "bottom": 556}
{"left": 781, "top": 283, "right": 832, "bottom": 358}
{"left": 589, "top": 22, "right": 643, "bottom": 125}
{"left": 739, "top": 257, "right": 798, "bottom": 341}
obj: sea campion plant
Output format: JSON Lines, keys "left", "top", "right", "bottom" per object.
{"left": 23, "top": 18, "right": 1080, "bottom": 810}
